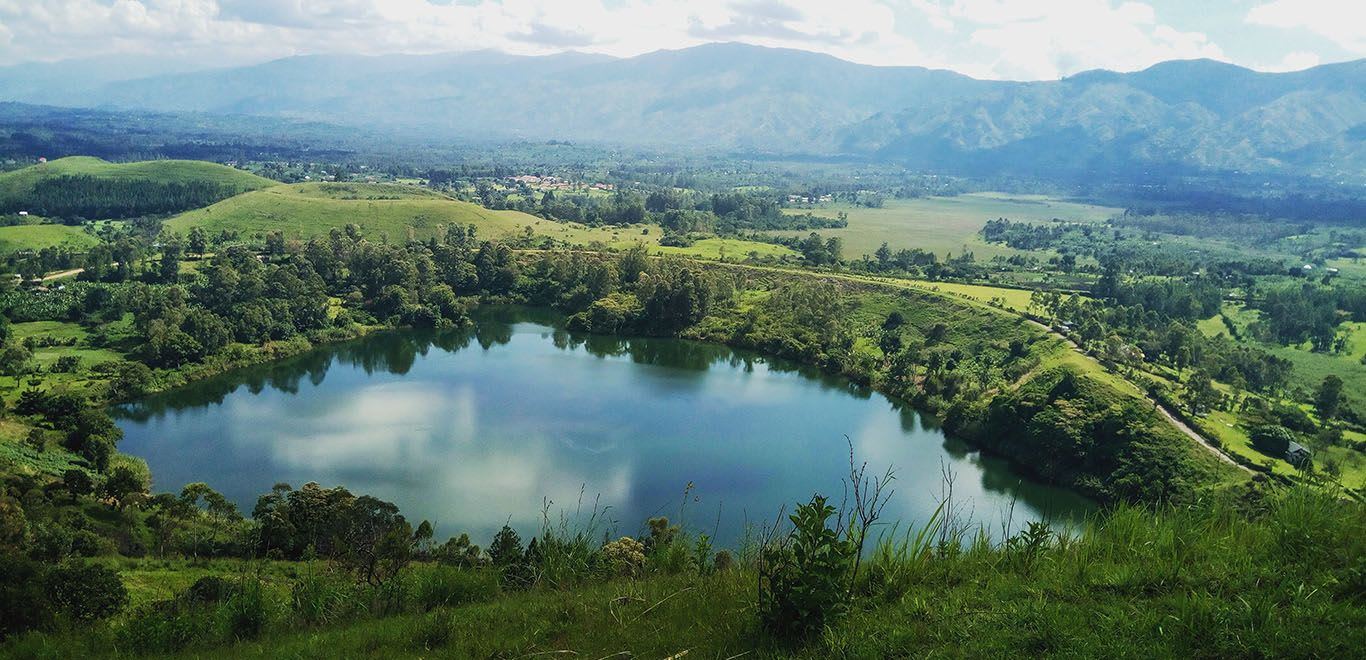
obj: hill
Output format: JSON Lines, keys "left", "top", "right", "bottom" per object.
{"left": 165, "top": 182, "right": 543, "bottom": 242}
{"left": 8, "top": 45, "right": 1363, "bottom": 182}
{"left": 0, "top": 157, "right": 277, "bottom": 219}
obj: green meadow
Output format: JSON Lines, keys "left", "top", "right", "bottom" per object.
{"left": 0, "top": 223, "right": 100, "bottom": 255}
{"left": 771, "top": 193, "right": 1120, "bottom": 259}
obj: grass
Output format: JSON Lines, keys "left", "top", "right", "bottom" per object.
{"left": 1198, "top": 303, "right": 1366, "bottom": 402}
{"left": 656, "top": 237, "right": 797, "bottom": 260}
{"left": 166, "top": 182, "right": 792, "bottom": 259}
{"left": 0, "top": 223, "right": 101, "bottom": 255}
{"left": 165, "top": 183, "right": 544, "bottom": 243}
{"left": 10, "top": 320, "right": 125, "bottom": 370}
{"left": 6, "top": 487, "right": 1361, "bottom": 659}
{"left": 771, "top": 193, "right": 1120, "bottom": 259}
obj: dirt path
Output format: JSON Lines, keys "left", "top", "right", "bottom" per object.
{"left": 41, "top": 268, "right": 84, "bottom": 281}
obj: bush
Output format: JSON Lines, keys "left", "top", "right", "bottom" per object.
{"left": 0, "top": 555, "right": 53, "bottom": 639}
{"left": 1250, "top": 425, "right": 1294, "bottom": 457}
{"left": 759, "top": 495, "right": 853, "bottom": 637}
{"left": 117, "top": 600, "right": 215, "bottom": 654}
{"left": 45, "top": 563, "right": 128, "bottom": 622}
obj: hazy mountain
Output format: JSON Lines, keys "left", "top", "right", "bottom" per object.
{"left": 5, "top": 43, "right": 1363, "bottom": 181}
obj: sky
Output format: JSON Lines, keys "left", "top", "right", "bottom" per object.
{"left": 0, "top": 0, "right": 1362, "bottom": 80}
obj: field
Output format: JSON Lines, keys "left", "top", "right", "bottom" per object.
{"left": 0, "top": 156, "right": 275, "bottom": 202}
{"left": 1198, "top": 304, "right": 1366, "bottom": 400}
{"left": 0, "top": 222, "right": 101, "bottom": 254}
{"left": 771, "top": 193, "right": 1120, "bottom": 259}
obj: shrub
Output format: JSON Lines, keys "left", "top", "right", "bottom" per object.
{"left": 601, "top": 536, "right": 647, "bottom": 577}
{"left": 1250, "top": 425, "right": 1294, "bottom": 456}
{"left": 759, "top": 495, "right": 853, "bottom": 637}
{"left": 0, "top": 555, "right": 53, "bottom": 639}
{"left": 45, "top": 563, "right": 128, "bottom": 622}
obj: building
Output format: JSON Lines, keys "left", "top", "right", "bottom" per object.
{"left": 1286, "top": 441, "right": 1313, "bottom": 467}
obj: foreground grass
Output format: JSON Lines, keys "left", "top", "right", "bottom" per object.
{"left": 7, "top": 487, "right": 1362, "bottom": 658}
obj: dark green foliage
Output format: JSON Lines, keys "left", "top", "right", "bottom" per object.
{"left": 1315, "top": 375, "right": 1344, "bottom": 421}
{"left": 0, "top": 555, "right": 52, "bottom": 639}
{"left": 1250, "top": 425, "right": 1294, "bottom": 456}
{"left": 339, "top": 495, "right": 414, "bottom": 586}
{"left": 487, "top": 525, "right": 526, "bottom": 586}
{"left": 61, "top": 469, "right": 93, "bottom": 501}
{"left": 759, "top": 495, "right": 853, "bottom": 637}
{"left": 44, "top": 563, "right": 128, "bottom": 621}
{"left": 106, "top": 361, "right": 153, "bottom": 401}
{"left": 3, "top": 175, "right": 242, "bottom": 219}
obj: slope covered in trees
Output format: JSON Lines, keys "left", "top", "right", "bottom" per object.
{"left": 0, "top": 157, "right": 276, "bottom": 219}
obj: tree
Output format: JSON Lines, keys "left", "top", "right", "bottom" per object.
{"left": 1186, "top": 371, "right": 1220, "bottom": 416}
{"left": 62, "top": 469, "right": 94, "bottom": 502}
{"left": 874, "top": 242, "right": 892, "bottom": 268}
{"left": 0, "top": 343, "right": 32, "bottom": 378}
{"left": 487, "top": 525, "right": 524, "bottom": 566}
{"left": 1314, "top": 375, "right": 1344, "bottom": 421}
{"left": 159, "top": 235, "right": 183, "bottom": 283}
{"left": 64, "top": 410, "right": 122, "bottom": 472}
{"left": 103, "top": 465, "right": 146, "bottom": 507}
{"left": 340, "top": 495, "right": 413, "bottom": 585}
{"left": 1250, "top": 425, "right": 1294, "bottom": 457}
{"left": 107, "top": 361, "right": 153, "bottom": 401}
{"left": 188, "top": 227, "right": 209, "bottom": 258}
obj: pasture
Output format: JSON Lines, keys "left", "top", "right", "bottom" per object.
{"left": 0, "top": 222, "right": 100, "bottom": 255}
{"left": 771, "top": 192, "right": 1120, "bottom": 259}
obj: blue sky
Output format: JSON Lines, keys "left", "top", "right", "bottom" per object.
{"left": 0, "top": 0, "right": 1361, "bottom": 79}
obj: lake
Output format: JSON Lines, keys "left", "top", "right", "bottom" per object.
{"left": 115, "top": 307, "right": 1093, "bottom": 548}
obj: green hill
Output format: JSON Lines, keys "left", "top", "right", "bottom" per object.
{"left": 166, "top": 183, "right": 796, "bottom": 257}
{"left": 0, "top": 157, "right": 277, "bottom": 219}
{"left": 165, "top": 182, "right": 561, "bottom": 242}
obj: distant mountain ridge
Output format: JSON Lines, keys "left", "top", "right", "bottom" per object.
{"left": 3, "top": 44, "right": 1363, "bottom": 182}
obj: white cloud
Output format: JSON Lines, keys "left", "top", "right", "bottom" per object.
{"left": 1264, "top": 50, "right": 1322, "bottom": 72}
{"left": 0, "top": 0, "right": 1256, "bottom": 81}
{"left": 1246, "top": 0, "right": 1366, "bottom": 54}
{"left": 955, "top": 0, "right": 1225, "bottom": 79}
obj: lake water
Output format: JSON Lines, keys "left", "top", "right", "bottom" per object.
{"left": 116, "top": 307, "right": 1093, "bottom": 548}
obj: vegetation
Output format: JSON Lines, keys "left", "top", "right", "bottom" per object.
{"left": 0, "top": 157, "right": 275, "bottom": 220}
{"left": 0, "top": 153, "right": 1360, "bottom": 656}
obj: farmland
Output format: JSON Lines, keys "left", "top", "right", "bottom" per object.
{"left": 771, "top": 193, "right": 1120, "bottom": 259}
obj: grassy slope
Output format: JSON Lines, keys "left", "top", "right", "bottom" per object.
{"left": 0, "top": 157, "right": 275, "bottom": 202}
{"left": 166, "top": 182, "right": 794, "bottom": 257}
{"left": 10, "top": 489, "right": 1361, "bottom": 659}
{"left": 0, "top": 223, "right": 100, "bottom": 254}
{"left": 772, "top": 193, "right": 1119, "bottom": 259}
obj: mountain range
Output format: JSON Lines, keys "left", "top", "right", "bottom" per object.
{"left": 2, "top": 43, "right": 1363, "bottom": 182}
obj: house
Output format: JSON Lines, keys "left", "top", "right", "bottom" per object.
{"left": 1286, "top": 441, "right": 1313, "bottom": 467}
{"left": 17, "top": 211, "right": 27, "bottom": 216}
